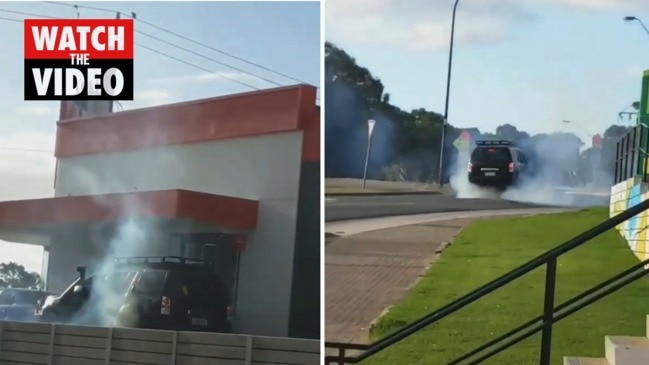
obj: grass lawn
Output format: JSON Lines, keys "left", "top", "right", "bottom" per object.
{"left": 366, "top": 208, "right": 649, "bottom": 365}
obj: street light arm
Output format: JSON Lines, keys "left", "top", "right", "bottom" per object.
{"left": 637, "top": 19, "right": 649, "bottom": 37}
{"left": 562, "top": 120, "right": 594, "bottom": 139}
{"left": 626, "top": 16, "right": 649, "bottom": 38}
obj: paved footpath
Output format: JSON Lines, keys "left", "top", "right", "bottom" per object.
{"left": 325, "top": 218, "right": 476, "bottom": 344}
{"left": 324, "top": 208, "right": 572, "bottom": 345}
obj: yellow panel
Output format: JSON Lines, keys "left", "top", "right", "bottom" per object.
{"left": 640, "top": 201, "right": 649, "bottom": 260}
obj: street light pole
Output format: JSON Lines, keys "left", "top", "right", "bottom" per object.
{"left": 437, "top": 0, "right": 460, "bottom": 187}
{"left": 624, "top": 16, "right": 649, "bottom": 38}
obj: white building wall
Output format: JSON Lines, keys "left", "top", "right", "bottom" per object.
{"left": 51, "top": 132, "right": 304, "bottom": 337}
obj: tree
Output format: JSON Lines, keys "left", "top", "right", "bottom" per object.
{"left": 325, "top": 42, "right": 446, "bottom": 181}
{"left": 324, "top": 41, "right": 621, "bottom": 184}
{"left": 604, "top": 125, "right": 631, "bottom": 140}
{"left": 0, "top": 262, "right": 42, "bottom": 289}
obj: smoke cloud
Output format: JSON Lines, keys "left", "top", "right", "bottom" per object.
{"left": 44, "top": 107, "right": 183, "bottom": 328}
{"left": 448, "top": 131, "right": 612, "bottom": 207}
{"left": 77, "top": 220, "right": 157, "bottom": 327}
{"left": 51, "top": 167, "right": 162, "bottom": 328}
{"left": 324, "top": 69, "right": 398, "bottom": 179}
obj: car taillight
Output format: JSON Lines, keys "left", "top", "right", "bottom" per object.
{"left": 160, "top": 296, "right": 171, "bottom": 315}
{"left": 508, "top": 162, "right": 515, "bottom": 172}
{"left": 467, "top": 162, "right": 473, "bottom": 172}
{"left": 226, "top": 305, "right": 233, "bottom": 318}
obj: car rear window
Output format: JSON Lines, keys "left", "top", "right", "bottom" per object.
{"left": 99, "top": 271, "right": 137, "bottom": 296}
{"left": 471, "top": 147, "right": 512, "bottom": 163}
{"left": 132, "top": 269, "right": 167, "bottom": 297}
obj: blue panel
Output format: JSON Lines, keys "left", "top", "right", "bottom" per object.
{"left": 627, "top": 184, "right": 644, "bottom": 239}
{"left": 630, "top": 184, "right": 643, "bottom": 207}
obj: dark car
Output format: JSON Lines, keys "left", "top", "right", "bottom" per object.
{"left": 468, "top": 140, "right": 530, "bottom": 190}
{"left": 38, "top": 256, "right": 233, "bottom": 333}
{"left": 0, "top": 288, "right": 55, "bottom": 322}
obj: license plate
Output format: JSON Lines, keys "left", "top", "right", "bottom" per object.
{"left": 191, "top": 317, "right": 208, "bottom": 326}
{"left": 484, "top": 172, "right": 496, "bottom": 177}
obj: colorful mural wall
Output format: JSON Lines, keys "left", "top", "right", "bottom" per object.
{"left": 610, "top": 177, "right": 649, "bottom": 261}
{"left": 608, "top": 69, "right": 649, "bottom": 261}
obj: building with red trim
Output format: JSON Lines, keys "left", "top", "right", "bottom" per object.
{"left": 0, "top": 84, "right": 320, "bottom": 339}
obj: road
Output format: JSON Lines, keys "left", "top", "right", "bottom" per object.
{"left": 325, "top": 194, "right": 552, "bottom": 222}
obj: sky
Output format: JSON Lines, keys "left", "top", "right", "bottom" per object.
{"left": 0, "top": 0, "right": 321, "bottom": 275}
{"left": 325, "top": 0, "right": 649, "bottom": 144}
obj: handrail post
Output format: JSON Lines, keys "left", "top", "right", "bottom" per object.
{"left": 539, "top": 258, "right": 557, "bottom": 365}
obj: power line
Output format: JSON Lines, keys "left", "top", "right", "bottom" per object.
{"left": 0, "top": 147, "right": 53, "bottom": 153}
{"left": 1, "top": 8, "right": 55, "bottom": 19}
{"left": 135, "top": 42, "right": 260, "bottom": 90}
{"left": 29, "top": 3, "right": 290, "bottom": 88}
{"left": 2, "top": 6, "right": 321, "bottom": 99}
{"left": 0, "top": 7, "right": 320, "bottom": 153}
{"left": 136, "top": 29, "right": 282, "bottom": 87}
{"left": 0, "top": 8, "right": 262, "bottom": 90}
{"left": 14, "top": 4, "right": 321, "bottom": 99}
{"left": 0, "top": 16, "right": 21, "bottom": 23}
{"left": 43, "top": 1, "right": 311, "bottom": 85}
{"left": 0, "top": 6, "right": 319, "bottom": 154}
{"left": 138, "top": 18, "right": 311, "bottom": 86}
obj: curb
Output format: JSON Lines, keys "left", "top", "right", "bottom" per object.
{"left": 325, "top": 191, "right": 443, "bottom": 197}
{"left": 324, "top": 208, "right": 467, "bottom": 223}
{"left": 324, "top": 205, "right": 569, "bottom": 223}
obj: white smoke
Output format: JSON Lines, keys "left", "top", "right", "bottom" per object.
{"left": 56, "top": 167, "right": 160, "bottom": 327}
{"left": 449, "top": 150, "right": 501, "bottom": 199}
{"left": 49, "top": 116, "right": 182, "bottom": 328}
{"left": 75, "top": 212, "right": 156, "bottom": 327}
{"left": 448, "top": 134, "right": 611, "bottom": 207}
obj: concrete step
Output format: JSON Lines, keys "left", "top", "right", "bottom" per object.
{"left": 563, "top": 356, "right": 609, "bottom": 365}
{"left": 605, "top": 336, "right": 649, "bottom": 365}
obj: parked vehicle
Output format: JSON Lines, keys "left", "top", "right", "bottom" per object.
{"left": 38, "top": 256, "right": 233, "bottom": 333}
{"left": 0, "top": 288, "right": 55, "bottom": 322}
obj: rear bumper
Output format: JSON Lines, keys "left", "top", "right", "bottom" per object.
{"left": 468, "top": 173, "right": 514, "bottom": 187}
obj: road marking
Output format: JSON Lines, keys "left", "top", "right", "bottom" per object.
{"left": 325, "top": 198, "right": 337, "bottom": 202}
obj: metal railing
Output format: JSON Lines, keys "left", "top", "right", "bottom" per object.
{"left": 615, "top": 123, "right": 649, "bottom": 183}
{"left": 325, "top": 198, "right": 649, "bottom": 364}
{"left": 640, "top": 123, "right": 649, "bottom": 182}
